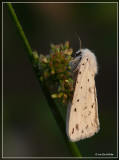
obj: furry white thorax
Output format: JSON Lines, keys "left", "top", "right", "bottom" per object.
{"left": 78, "top": 48, "right": 98, "bottom": 75}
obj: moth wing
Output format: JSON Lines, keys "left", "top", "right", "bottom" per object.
{"left": 66, "top": 58, "right": 100, "bottom": 142}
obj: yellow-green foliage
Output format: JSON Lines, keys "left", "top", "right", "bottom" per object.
{"left": 34, "top": 41, "right": 74, "bottom": 104}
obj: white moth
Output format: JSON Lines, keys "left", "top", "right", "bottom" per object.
{"left": 66, "top": 48, "right": 100, "bottom": 142}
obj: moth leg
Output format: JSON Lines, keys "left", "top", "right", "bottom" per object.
{"left": 73, "top": 62, "right": 81, "bottom": 73}
{"left": 69, "top": 56, "right": 81, "bottom": 72}
{"left": 69, "top": 55, "right": 81, "bottom": 63}
{"left": 73, "top": 66, "right": 79, "bottom": 72}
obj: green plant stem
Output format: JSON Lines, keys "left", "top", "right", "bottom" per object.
{"left": 6, "top": 3, "right": 82, "bottom": 157}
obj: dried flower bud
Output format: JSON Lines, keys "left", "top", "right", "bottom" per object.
{"left": 38, "top": 41, "right": 74, "bottom": 104}
{"left": 51, "top": 94, "right": 58, "bottom": 98}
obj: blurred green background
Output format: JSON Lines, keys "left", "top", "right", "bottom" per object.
{"left": 3, "top": 2, "right": 117, "bottom": 157}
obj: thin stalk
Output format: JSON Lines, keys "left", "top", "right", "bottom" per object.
{"left": 6, "top": 3, "right": 82, "bottom": 157}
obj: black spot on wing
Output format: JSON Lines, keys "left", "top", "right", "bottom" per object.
{"left": 79, "top": 71, "right": 81, "bottom": 74}
{"left": 74, "top": 108, "right": 77, "bottom": 112}
{"left": 82, "top": 130, "right": 84, "bottom": 133}
{"left": 88, "top": 111, "right": 91, "bottom": 115}
{"left": 86, "top": 125, "right": 88, "bottom": 129}
{"left": 77, "top": 99, "right": 79, "bottom": 102}
{"left": 91, "top": 103, "right": 94, "bottom": 108}
{"left": 76, "top": 124, "right": 79, "bottom": 130}
{"left": 72, "top": 128, "right": 74, "bottom": 134}
{"left": 83, "top": 106, "right": 87, "bottom": 110}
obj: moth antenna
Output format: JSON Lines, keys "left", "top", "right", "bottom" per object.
{"left": 77, "top": 28, "right": 82, "bottom": 52}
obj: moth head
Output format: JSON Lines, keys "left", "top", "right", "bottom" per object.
{"left": 76, "top": 50, "right": 82, "bottom": 57}
{"left": 71, "top": 49, "right": 82, "bottom": 58}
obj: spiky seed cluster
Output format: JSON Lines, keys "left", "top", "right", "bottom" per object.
{"left": 33, "top": 41, "right": 74, "bottom": 104}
